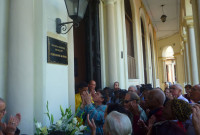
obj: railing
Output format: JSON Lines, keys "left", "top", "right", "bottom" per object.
{"left": 128, "top": 55, "right": 136, "bottom": 79}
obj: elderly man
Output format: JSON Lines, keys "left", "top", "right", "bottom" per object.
{"left": 145, "top": 89, "right": 166, "bottom": 122}
{"left": 124, "top": 92, "right": 147, "bottom": 135}
{"left": 0, "top": 98, "right": 21, "bottom": 135}
{"left": 190, "top": 84, "right": 200, "bottom": 103}
{"left": 128, "top": 85, "right": 137, "bottom": 93}
{"left": 77, "top": 90, "right": 107, "bottom": 135}
{"left": 169, "top": 84, "right": 189, "bottom": 102}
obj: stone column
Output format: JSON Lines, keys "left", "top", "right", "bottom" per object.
{"left": 171, "top": 62, "right": 176, "bottom": 83}
{"left": 191, "top": 0, "right": 200, "bottom": 81}
{"left": 183, "top": 41, "right": 188, "bottom": 84}
{"left": 162, "top": 58, "right": 167, "bottom": 82}
{"left": 7, "top": 0, "right": 34, "bottom": 134}
{"left": 168, "top": 64, "right": 172, "bottom": 83}
{"left": 184, "top": 38, "right": 192, "bottom": 84}
{"left": 0, "top": 0, "right": 9, "bottom": 99}
{"left": 186, "top": 21, "right": 199, "bottom": 84}
{"left": 103, "top": 0, "right": 118, "bottom": 86}
{"left": 115, "top": 0, "right": 126, "bottom": 88}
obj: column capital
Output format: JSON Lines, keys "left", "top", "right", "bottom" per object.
{"left": 181, "top": 34, "right": 187, "bottom": 41}
{"left": 102, "top": 0, "right": 116, "bottom": 5}
{"left": 181, "top": 41, "right": 185, "bottom": 50}
{"left": 174, "top": 53, "right": 182, "bottom": 57}
{"left": 159, "top": 57, "right": 167, "bottom": 61}
{"left": 184, "top": 16, "right": 194, "bottom": 27}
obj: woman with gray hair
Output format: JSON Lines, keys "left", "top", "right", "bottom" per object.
{"left": 104, "top": 111, "right": 132, "bottom": 135}
{"left": 87, "top": 111, "right": 132, "bottom": 135}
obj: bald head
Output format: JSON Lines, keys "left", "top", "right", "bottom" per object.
{"left": 146, "top": 90, "right": 166, "bottom": 110}
{"left": 193, "top": 84, "right": 200, "bottom": 90}
{"left": 151, "top": 90, "right": 166, "bottom": 105}
{"left": 190, "top": 84, "right": 200, "bottom": 103}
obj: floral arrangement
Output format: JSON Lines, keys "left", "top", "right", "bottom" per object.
{"left": 34, "top": 101, "right": 86, "bottom": 135}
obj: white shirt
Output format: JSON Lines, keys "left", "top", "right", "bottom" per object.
{"left": 177, "top": 95, "right": 189, "bottom": 103}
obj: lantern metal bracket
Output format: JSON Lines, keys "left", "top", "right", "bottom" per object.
{"left": 56, "top": 18, "right": 79, "bottom": 34}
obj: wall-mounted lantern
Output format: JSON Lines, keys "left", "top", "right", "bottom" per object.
{"left": 56, "top": 0, "right": 89, "bottom": 34}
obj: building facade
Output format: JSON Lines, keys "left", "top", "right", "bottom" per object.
{"left": 0, "top": 0, "right": 199, "bottom": 134}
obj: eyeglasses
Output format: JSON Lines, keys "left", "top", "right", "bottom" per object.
{"left": 124, "top": 99, "right": 134, "bottom": 104}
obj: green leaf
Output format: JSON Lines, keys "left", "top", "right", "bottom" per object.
{"left": 34, "top": 118, "right": 37, "bottom": 123}
{"left": 45, "top": 112, "right": 50, "bottom": 121}
{"left": 70, "top": 129, "right": 77, "bottom": 135}
{"left": 60, "top": 105, "right": 65, "bottom": 117}
{"left": 46, "top": 101, "right": 49, "bottom": 112}
{"left": 51, "top": 114, "right": 54, "bottom": 125}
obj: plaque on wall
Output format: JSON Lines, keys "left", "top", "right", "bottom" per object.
{"left": 47, "top": 36, "right": 68, "bottom": 65}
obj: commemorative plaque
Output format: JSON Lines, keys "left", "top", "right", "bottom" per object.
{"left": 47, "top": 36, "right": 68, "bottom": 65}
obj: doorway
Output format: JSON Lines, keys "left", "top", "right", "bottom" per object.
{"left": 74, "top": 0, "right": 101, "bottom": 92}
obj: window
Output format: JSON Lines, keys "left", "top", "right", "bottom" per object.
{"left": 125, "top": 0, "right": 136, "bottom": 79}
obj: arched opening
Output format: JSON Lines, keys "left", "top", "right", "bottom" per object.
{"left": 162, "top": 46, "right": 176, "bottom": 84}
{"left": 149, "top": 36, "right": 154, "bottom": 86}
{"left": 125, "top": 0, "right": 136, "bottom": 79}
{"left": 141, "top": 18, "right": 147, "bottom": 84}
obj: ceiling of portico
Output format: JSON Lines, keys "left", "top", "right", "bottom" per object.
{"left": 142, "top": 0, "right": 180, "bottom": 40}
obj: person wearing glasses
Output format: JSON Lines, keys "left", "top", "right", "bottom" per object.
{"left": 169, "top": 84, "right": 189, "bottom": 103}
{"left": 124, "top": 92, "right": 147, "bottom": 135}
{"left": 76, "top": 90, "right": 107, "bottom": 135}
{"left": 0, "top": 98, "right": 21, "bottom": 135}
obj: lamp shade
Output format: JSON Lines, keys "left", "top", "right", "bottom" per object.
{"left": 160, "top": 14, "right": 167, "bottom": 22}
{"left": 64, "top": 0, "right": 88, "bottom": 23}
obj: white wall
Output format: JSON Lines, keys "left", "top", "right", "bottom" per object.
{"left": 43, "top": 0, "right": 70, "bottom": 125}
{"left": 34, "top": 0, "right": 75, "bottom": 128}
{"left": 0, "top": 0, "right": 9, "bottom": 99}
{"left": 7, "top": 0, "right": 34, "bottom": 133}
{"left": 4, "top": 0, "right": 75, "bottom": 134}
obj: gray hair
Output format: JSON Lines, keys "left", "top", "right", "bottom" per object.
{"left": 105, "top": 111, "right": 132, "bottom": 135}
{"left": 172, "top": 84, "right": 183, "bottom": 91}
{"left": 128, "top": 85, "right": 137, "bottom": 91}
{"left": 126, "top": 92, "right": 140, "bottom": 104}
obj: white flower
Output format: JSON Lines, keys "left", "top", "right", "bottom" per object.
{"left": 75, "top": 131, "right": 83, "bottom": 135}
{"left": 63, "top": 115, "right": 68, "bottom": 119}
{"left": 72, "top": 117, "right": 77, "bottom": 125}
{"left": 79, "top": 125, "right": 86, "bottom": 131}
{"left": 67, "top": 123, "right": 74, "bottom": 131}
{"left": 56, "top": 120, "right": 62, "bottom": 127}
{"left": 35, "top": 122, "right": 42, "bottom": 129}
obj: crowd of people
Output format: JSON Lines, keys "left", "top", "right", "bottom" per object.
{"left": 0, "top": 81, "right": 200, "bottom": 135}
{"left": 75, "top": 80, "right": 200, "bottom": 135}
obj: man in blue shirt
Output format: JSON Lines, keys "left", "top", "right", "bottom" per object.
{"left": 76, "top": 90, "right": 107, "bottom": 135}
